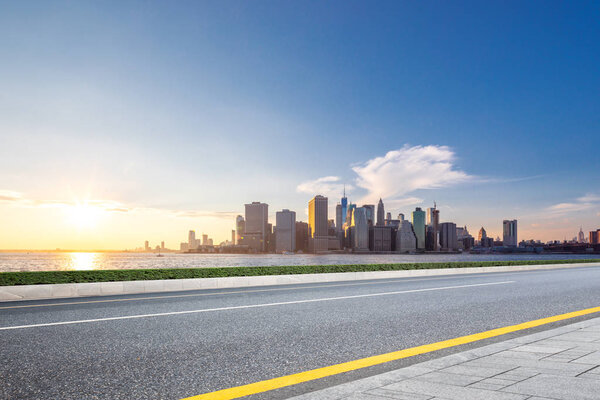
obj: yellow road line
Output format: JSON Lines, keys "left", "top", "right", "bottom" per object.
{"left": 182, "top": 305, "right": 600, "bottom": 400}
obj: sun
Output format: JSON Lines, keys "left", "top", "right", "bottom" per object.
{"left": 67, "top": 202, "right": 101, "bottom": 229}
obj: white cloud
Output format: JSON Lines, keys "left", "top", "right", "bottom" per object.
{"left": 352, "top": 145, "right": 474, "bottom": 204}
{"left": 296, "top": 176, "right": 353, "bottom": 199}
{"left": 295, "top": 145, "right": 474, "bottom": 209}
{"left": 545, "top": 193, "right": 600, "bottom": 216}
{"left": 578, "top": 194, "right": 600, "bottom": 203}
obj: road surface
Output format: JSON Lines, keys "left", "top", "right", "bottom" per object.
{"left": 2, "top": 265, "right": 600, "bottom": 399}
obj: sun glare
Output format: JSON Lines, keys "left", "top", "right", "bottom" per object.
{"left": 69, "top": 252, "right": 97, "bottom": 270}
{"left": 67, "top": 202, "right": 101, "bottom": 229}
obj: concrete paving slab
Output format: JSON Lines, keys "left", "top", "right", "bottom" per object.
{"left": 571, "top": 351, "right": 600, "bottom": 365}
{"left": 502, "top": 374, "right": 600, "bottom": 399}
{"left": 382, "top": 380, "right": 528, "bottom": 400}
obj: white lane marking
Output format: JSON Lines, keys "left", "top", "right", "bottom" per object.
{"left": 0, "top": 274, "right": 505, "bottom": 310}
{"left": 0, "top": 281, "right": 514, "bottom": 331}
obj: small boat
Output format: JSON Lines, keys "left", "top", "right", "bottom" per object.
{"left": 282, "top": 251, "right": 295, "bottom": 255}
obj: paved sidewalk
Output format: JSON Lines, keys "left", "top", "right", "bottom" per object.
{"left": 290, "top": 316, "right": 600, "bottom": 400}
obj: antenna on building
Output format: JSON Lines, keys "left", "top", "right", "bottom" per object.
{"left": 343, "top": 184, "right": 346, "bottom": 198}
{"left": 434, "top": 200, "right": 437, "bottom": 209}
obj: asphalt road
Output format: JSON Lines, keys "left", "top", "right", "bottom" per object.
{"left": 2, "top": 265, "right": 600, "bottom": 400}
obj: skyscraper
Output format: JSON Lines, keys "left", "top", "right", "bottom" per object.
{"left": 341, "top": 186, "right": 348, "bottom": 229}
{"left": 377, "top": 198, "right": 385, "bottom": 226}
{"left": 590, "top": 230, "right": 600, "bottom": 244}
{"left": 308, "top": 195, "right": 328, "bottom": 252}
{"left": 351, "top": 207, "right": 369, "bottom": 251}
{"left": 478, "top": 227, "right": 487, "bottom": 242}
{"left": 503, "top": 219, "right": 518, "bottom": 247}
{"left": 275, "top": 209, "right": 296, "bottom": 252}
{"left": 364, "top": 204, "right": 375, "bottom": 226}
{"left": 244, "top": 202, "right": 269, "bottom": 252}
{"left": 295, "top": 221, "right": 309, "bottom": 252}
{"left": 426, "top": 203, "right": 440, "bottom": 251}
{"left": 439, "top": 222, "right": 458, "bottom": 251}
{"left": 578, "top": 227, "right": 585, "bottom": 243}
{"left": 412, "top": 207, "right": 426, "bottom": 250}
{"left": 346, "top": 203, "right": 356, "bottom": 226}
{"left": 188, "top": 230, "right": 196, "bottom": 249}
{"left": 335, "top": 203, "right": 343, "bottom": 231}
{"left": 235, "top": 215, "right": 245, "bottom": 244}
{"left": 396, "top": 220, "right": 417, "bottom": 253}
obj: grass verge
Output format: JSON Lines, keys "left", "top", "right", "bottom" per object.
{"left": 1, "top": 259, "right": 599, "bottom": 286}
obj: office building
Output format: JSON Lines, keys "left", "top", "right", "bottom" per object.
{"left": 231, "top": 230, "right": 235, "bottom": 245}
{"left": 396, "top": 219, "right": 417, "bottom": 253}
{"left": 364, "top": 204, "right": 375, "bottom": 226}
{"left": 377, "top": 198, "right": 385, "bottom": 226}
{"left": 439, "top": 222, "right": 458, "bottom": 251}
{"left": 412, "top": 207, "right": 426, "bottom": 250}
{"left": 346, "top": 203, "right": 356, "bottom": 226}
{"left": 371, "top": 226, "right": 392, "bottom": 251}
{"left": 235, "top": 215, "right": 245, "bottom": 244}
{"left": 144, "top": 240, "right": 150, "bottom": 251}
{"left": 341, "top": 188, "right": 348, "bottom": 230}
{"left": 426, "top": 203, "right": 440, "bottom": 251}
{"left": 590, "top": 230, "right": 600, "bottom": 245}
{"left": 503, "top": 219, "right": 518, "bottom": 247}
{"left": 295, "top": 221, "right": 309, "bottom": 252}
{"left": 202, "top": 234, "right": 208, "bottom": 246}
{"left": 244, "top": 202, "right": 269, "bottom": 252}
{"left": 189, "top": 230, "right": 196, "bottom": 248}
{"left": 335, "top": 203, "right": 343, "bottom": 231}
{"left": 478, "top": 227, "right": 487, "bottom": 242}
{"left": 351, "top": 206, "right": 369, "bottom": 251}
{"left": 275, "top": 209, "right": 296, "bottom": 253}
{"left": 308, "top": 195, "right": 328, "bottom": 252}
{"left": 457, "top": 226, "right": 473, "bottom": 250}
{"left": 578, "top": 227, "right": 585, "bottom": 243}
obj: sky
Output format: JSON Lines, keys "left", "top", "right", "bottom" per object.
{"left": 0, "top": 0, "right": 599, "bottom": 250}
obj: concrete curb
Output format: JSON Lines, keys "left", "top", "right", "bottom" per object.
{"left": 1, "top": 262, "right": 599, "bottom": 302}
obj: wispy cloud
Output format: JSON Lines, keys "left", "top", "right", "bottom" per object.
{"left": 296, "top": 176, "right": 353, "bottom": 199}
{"left": 545, "top": 193, "right": 600, "bottom": 216}
{"left": 0, "top": 190, "right": 24, "bottom": 202}
{"left": 0, "top": 190, "right": 236, "bottom": 219}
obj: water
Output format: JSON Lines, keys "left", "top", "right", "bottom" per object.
{"left": 0, "top": 252, "right": 598, "bottom": 272}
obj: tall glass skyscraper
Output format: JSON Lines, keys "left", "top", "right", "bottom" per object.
{"left": 412, "top": 207, "right": 426, "bottom": 250}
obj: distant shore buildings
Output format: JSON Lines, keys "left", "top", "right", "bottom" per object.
{"left": 163, "top": 190, "right": 600, "bottom": 255}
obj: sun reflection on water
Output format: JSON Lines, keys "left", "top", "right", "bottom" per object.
{"left": 69, "top": 252, "right": 98, "bottom": 270}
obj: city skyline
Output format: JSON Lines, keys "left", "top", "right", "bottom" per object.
{"left": 0, "top": 1, "right": 599, "bottom": 250}
{"left": 142, "top": 193, "right": 598, "bottom": 254}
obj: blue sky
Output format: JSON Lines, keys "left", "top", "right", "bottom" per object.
{"left": 0, "top": 1, "right": 599, "bottom": 248}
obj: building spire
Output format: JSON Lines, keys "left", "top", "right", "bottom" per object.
{"left": 343, "top": 184, "right": 346, "bottom": 198}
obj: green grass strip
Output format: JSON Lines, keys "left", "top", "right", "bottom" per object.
{"left": 1, "top": 259, "right": 599, "bottom": 286}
